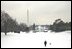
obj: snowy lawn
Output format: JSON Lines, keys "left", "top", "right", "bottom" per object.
{"left": 1, "top": 30, "right": 71, "bottom": 48}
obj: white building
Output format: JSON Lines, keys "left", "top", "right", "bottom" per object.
{"left": 35, "top": 25, "right": 49, "bottom": 32}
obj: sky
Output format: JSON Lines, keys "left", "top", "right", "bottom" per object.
{"left": 1, "top": 1, "right": 71, "bottom": 25}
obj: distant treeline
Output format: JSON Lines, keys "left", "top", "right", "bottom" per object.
{"left": 1, "top": 11, "right": 71, "bottom": 35}
{"left": 1, "top": 11, "right": 29, "bottom": 35}
{"left": 49, "top": 19, "right": 71, "bottom": 32}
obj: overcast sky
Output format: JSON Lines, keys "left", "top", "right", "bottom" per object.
{"left": 1, "top": 1, "right": 71, "bottom": 25}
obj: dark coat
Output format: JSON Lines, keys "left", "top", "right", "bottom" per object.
{"left": 44, "top": 41, "right": 47, "bottom": 47}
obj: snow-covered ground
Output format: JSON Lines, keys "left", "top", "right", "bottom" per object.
{"left": 1, "top": 30, "right": 71, "bottom": 48}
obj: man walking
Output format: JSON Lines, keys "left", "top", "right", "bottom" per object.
{"left": 44, "top": 40, "right": 47, "bottom": 47}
